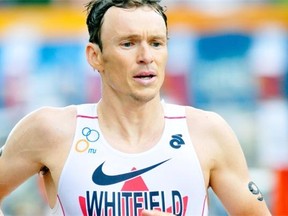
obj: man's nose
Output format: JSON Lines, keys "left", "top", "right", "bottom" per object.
{"left": 137, "top": 43, "right": 153, "bottom": 64}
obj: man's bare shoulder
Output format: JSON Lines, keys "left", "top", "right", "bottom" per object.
{"left": 185, "top": 105, "right": 240, "bottom": 146}
{"left": 185, "top": 106, "right": 227, "bottom": 132}
{"left": 31, "top": 105, "right": 76, "bottom": 126}
{"left": 21, "top": 105, "right": 76, "bottom": 132}
{"left": 9, "top": 105, "right": 77, "bottom": 150}
{"left": 184, "top": 106, "right": 239, "bottom": 162}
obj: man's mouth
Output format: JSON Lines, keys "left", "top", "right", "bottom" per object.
{"left": 133, "top": 71, "right": 156, "bottom": 80}
{"left": 134, "top": 74, "right": 155, "bottom": 80}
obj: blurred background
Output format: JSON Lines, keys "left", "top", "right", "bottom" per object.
{"left": 0, "top": 0, "right": 288, "bottom": 215}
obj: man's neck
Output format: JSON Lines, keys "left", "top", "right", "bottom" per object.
{"left": 97, "top": 97, "right": 165, "bottom": 153}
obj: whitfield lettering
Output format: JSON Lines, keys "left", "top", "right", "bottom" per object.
{"left": 83, "top": 190, "right": 185, "bottom": 216}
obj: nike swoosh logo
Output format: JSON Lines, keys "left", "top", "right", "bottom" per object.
{"left": 92, "top": 159, "right": 171, "bottom": 186}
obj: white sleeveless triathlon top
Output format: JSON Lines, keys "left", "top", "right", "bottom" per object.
{"left": 51, "top": 102, "right": 208, "bottom": 216}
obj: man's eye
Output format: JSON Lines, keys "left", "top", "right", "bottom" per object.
{"left": 121, "top": 42, "right": 133, "bottom": 48}
{"left": 151, "top": 42, "right": 162, "bottom": 47}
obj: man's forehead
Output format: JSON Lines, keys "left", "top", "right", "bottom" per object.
{"left": 102, "top": 6, "right": 166, "bottom": 34}
{"left": 103, "top": 6, "right": 164, "bottom": 25}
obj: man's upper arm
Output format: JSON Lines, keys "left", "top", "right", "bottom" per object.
{"left": 0, "top": 109, "right": 47, "bottom": 200}
{"left": 208, "top": 113, "right": 271, "bottom": 215}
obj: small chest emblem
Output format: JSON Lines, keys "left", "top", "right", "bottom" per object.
{"left": 170, "top": 134, "right": 185, "bottom": 149}
{"left": 82, "top": 127, "right": 100, "bottom": 143}
{"left": 75, "top": 127, "right": 100, "bottom": 154}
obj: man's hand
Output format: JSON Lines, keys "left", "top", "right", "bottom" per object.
{"left": 141, "top": 210, "right": 174, "bottom": 216}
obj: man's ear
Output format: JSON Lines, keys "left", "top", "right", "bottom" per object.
{"left": 86, "top": 42, "right": 104, "bottom": 72}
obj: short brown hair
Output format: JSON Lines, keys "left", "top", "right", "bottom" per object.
{"left": 85, "top": 0, "right": 167, "bottom": 50}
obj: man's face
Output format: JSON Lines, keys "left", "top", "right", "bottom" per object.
{"left": 98, "top": 6, "right": 168, "bottom": 103}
